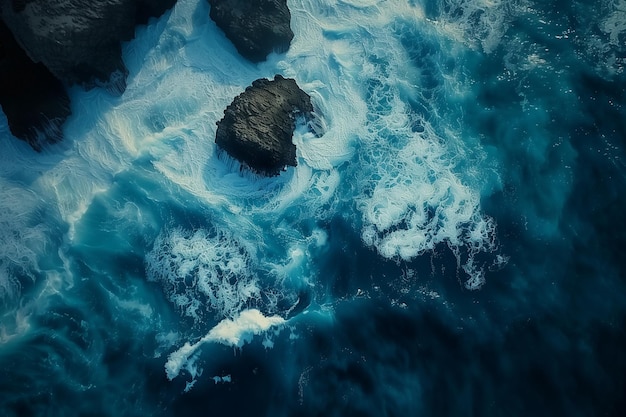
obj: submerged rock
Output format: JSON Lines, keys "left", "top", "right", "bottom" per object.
{"left": 0, "top": 0, "right": 176, "bottom": 93}
{"left": 0, "top": 19, "right": 70, "bottom": 150}
{"left": 208, "top": 0, "right": 294, "bottom": 62}
{"left": 215, "top": 75, "right": 313, "bottom": 176}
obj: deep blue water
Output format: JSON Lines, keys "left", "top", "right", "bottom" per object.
{"left": 1, "top": 0, "right": 625, "bottom": 415}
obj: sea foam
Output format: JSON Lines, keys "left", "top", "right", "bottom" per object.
{"left": 165, "top": 309, "right": 286, "bottom": 380}
{"left": 1, "top": 0, "right": 502, "bottom": 386}
{"left": 145, "top": 227, "right": 261, "bottom": 321}
{"left": 286, "top": 0, "right": 500, "bottom": 287}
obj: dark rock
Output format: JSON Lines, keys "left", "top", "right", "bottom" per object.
{"left": 0, "top": 0, "right": 176, "bottom": 150}
{"left": 215, "top": 75, "right": 313, "bottom": 176}
{"left": 0, "top": 0, "right": 176, "bottom": 93}
{"left": 135, "top": 0, "right": 177, "bottom": 24}
{"left": 208, "top": 0, "right": 293, "bottom": 62}
{"left": 0, "top": 19, "right": 70, "bottom": 150}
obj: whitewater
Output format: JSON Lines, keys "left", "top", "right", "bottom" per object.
{"left": 1, "top": 0, "right": 625, "bottom": 416}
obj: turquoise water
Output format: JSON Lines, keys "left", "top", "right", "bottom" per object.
{"left": 1, "top": 0, "right": 625, "bottom": 415}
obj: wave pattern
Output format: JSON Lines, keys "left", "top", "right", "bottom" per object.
{"left": 1, "top": 0, "right": 625, "bottom": 415}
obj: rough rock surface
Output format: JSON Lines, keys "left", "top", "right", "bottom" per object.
{"left": 215, "top": 75, "right": 313, "bottom": 176}
{"left": 0, "top": 19, "right": 70, "bottom": 150}
{"left": 0, "top": 0, "right": 176, "bottom": 150}
{"left": 208, "top": 0, "right": 293, "bottom": 62}
{"left": 0, "top": 0, "right": 176, "bottom": 93}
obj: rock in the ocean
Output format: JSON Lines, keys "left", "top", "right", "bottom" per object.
{"left": 208, "top": 0, "right": 293, "bottom": 62}
{"left": 215, "top": 75, "right": 313, "bottom": 176}
{"left": 0, "top": 19, "right": 70, "bottom": 150}
{"left": 0, "top": 0, "right": 176, "bottom": 93}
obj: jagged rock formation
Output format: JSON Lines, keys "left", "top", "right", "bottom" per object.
{"left": 0, "top": 0, "right": 176, "bottom": 149}
{"left": 0, "top": 19, "right": 70, "bottom": 150}
{"left": 0, "top": 0, "right": 176, "bottom": 93}
{"left": 215, "top": 75, "right": 313, "bottom": 176}
{"left": 208, "top": 0, "right": 293, "bottom": 62}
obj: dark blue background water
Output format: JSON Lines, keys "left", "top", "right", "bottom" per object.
{"left": 1, "top": 0, "right": 625, "bottom": 415}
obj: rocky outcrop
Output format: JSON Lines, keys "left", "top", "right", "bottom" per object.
{"left": 208, "top": 0, "right": 293, "bottom": 62}
{"left": 0, "top": 0, "right": 176, "bottom": 93}
{"left": 0, "top": 19, "right": 70, "bottom": 150}
{"left": 215, "top": 75, "right": 313, "bottom": 176}
{"left": 0, "top": 0, "right": 176, "bottom": 150}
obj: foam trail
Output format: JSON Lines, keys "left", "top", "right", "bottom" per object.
{"left": 2, "top": 0, "right": 504, "bottom": 388}
{"left": 424, "top": 0, "right": 517, "bottom": 53}
{"left": 282, "top": 0, "right": 501, "bottom": 286}
{"left": 145, "top": 227, "right": 261, "bottom": 321}
{"left": 0, "top": 174, "right": 59, "bottom": 340}
{"left": 602, "top": 0, "right": 626, "bottom": 46}
{"left": 0, "top": 184, "right": 44, "bottom": 295}
{"left": 165, "top": 309, "right": 286, "bottom": 380}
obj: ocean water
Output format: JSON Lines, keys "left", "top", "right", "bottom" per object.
{"left": 1, "top": 0, "right": 625, "bottom": 415}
